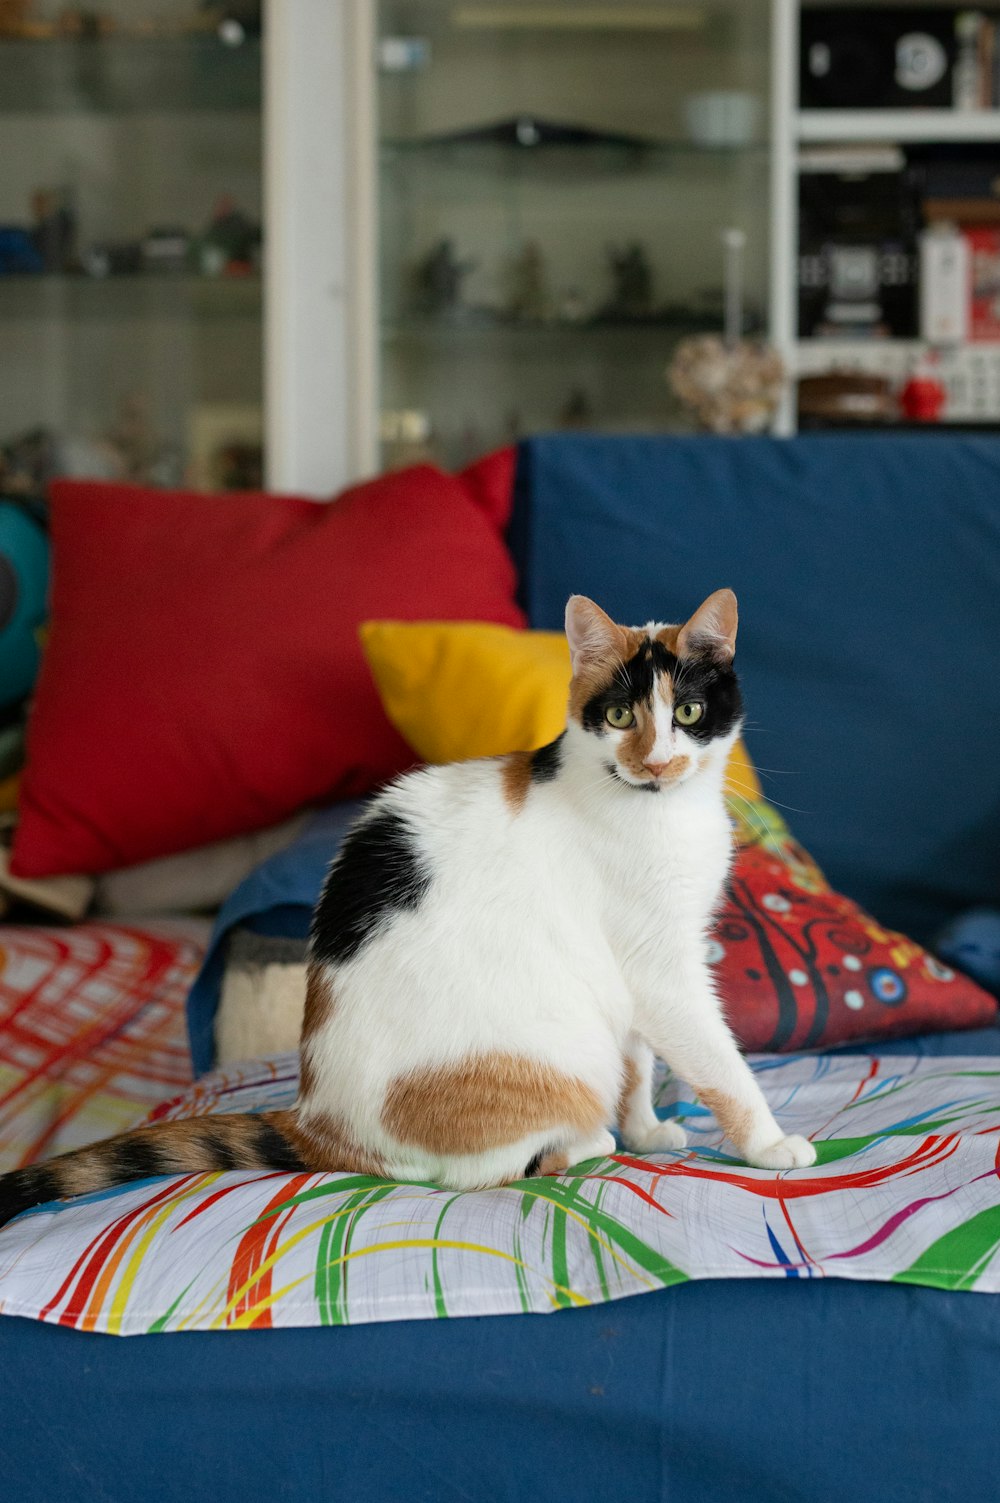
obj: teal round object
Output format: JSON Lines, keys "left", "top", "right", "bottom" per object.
{"left": 0, "top": 501, "right": 49, "bottom": 709}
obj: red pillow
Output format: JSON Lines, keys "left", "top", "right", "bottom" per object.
{"left": 717, "top": 816, "right": 997, "bottom": 1051}
{"left": 13, "top": 460, "right": 523, "bottom": 877}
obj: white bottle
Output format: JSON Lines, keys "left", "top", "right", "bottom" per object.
{"left": 919, "top": 222, "right": 970, "bottom": 344}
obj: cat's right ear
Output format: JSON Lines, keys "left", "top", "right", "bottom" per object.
{"left": 565, "top": 595, "right": 624, "bottom": 675}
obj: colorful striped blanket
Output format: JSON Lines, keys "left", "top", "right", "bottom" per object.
{"left": 0, "top": 922, "right": 207, "bottom": 1171}
{"left": 1, "top": 1049, "right": 998, "bottom": 1334}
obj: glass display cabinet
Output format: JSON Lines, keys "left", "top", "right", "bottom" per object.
{"left": 0, "top": 1, "right": 262, "bottom": 496}
{"left": 375, "top": 0, "right": 772, "bottom": 469}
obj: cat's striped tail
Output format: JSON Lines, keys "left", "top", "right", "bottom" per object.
{"left": 0, "top": 1112, "right": 311, "bottom": 1231}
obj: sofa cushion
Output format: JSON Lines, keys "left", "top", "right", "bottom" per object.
{"left": 510, "top": 434, "right": 1000, "bottom": 945}
{"left": 12, "top": 464, "right": 523, "bottom": 878}
{"left": 3, "top": 1049, "right": 1000, "bottom": 1336}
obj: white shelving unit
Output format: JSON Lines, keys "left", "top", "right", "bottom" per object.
{"left": 301, "top": 0, "right": 1000, "bottom": 472}
{"left": 264, "top": 0, "right": 377, "bottom": 494}
{"left": 797, "top": 108, "right": 1000, "bottom": 142}
{"left": 769, "top": 0, "right": 1000, "bottom": 434}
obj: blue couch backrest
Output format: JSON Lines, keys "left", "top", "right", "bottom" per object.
{"left": 510, "top": 434, "right": 1000, "bottom": 946}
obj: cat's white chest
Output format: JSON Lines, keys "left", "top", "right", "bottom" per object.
{"left": 596, "top": 792, "right": 731, "bottom": 969}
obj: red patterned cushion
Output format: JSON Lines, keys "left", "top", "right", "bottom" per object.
{"left": 12, "top": 454, "right": 523, "bottom": 878}
{"left": 718, "top": 802, "right": 997, "bottom": 1051}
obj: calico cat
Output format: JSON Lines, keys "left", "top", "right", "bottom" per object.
{"left": 0, "top": 591, "right": 815, "bottom": 1230}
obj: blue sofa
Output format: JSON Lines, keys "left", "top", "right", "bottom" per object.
{"left": 4, "top": 434, "right": 1000, "bottom": 1503}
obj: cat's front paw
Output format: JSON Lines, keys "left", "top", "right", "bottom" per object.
{"left": 744, "top": 1134, "right": 816, "bottom": 1171}
{"left": 621, "top": 1120, "right": 687, "bottom": 1154}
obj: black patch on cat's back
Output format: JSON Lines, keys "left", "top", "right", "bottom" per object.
{"left": 311, "top": 808, "right": 432, "bottom": 966}
{"left": 530, "top": 733, "right": 564, "bottom": 783}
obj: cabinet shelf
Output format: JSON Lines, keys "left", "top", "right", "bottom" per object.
{"left": 382, "top": 316, "right": 727, "bottom": 345}
{"left": 0, "top": 36, "right": 261, "bottom": 114}
{"left": 380, "top": 136, "right": 768, "bottom": 180}
{"left": 0, "top": 274, "right": 262, "bottom": 320}
{"left": 796, "top": 109, "right": 1000, "bottom": 143}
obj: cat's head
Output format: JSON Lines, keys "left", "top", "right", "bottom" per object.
{"left": 564, "top": 592, "right": 743, "bottom": 792}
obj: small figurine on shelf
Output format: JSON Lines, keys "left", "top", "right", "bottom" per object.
{"left": 411, "top": 239, "right": 475, "bottom": 320}
{"left": 899, "top": 350, "right": 947, "bottom": 422}
{"left": 104, "top": 394, "right": 181, "bottom": 487}
{"left": 0, "top": 227, "right": 44, "bottom": 276}
{"left": 80, "top": 241, "right": 142, "bottom": 277}
{"left": 31, "top": 188, "right": 76, "bottom": 273}
{"left": 501, "top": 241, "right": 549, "bottom": 323}
{"left": 196, "top": 195, "right": 261, "bottom": 277}
{"left": 668, "top": 228, "right": 785, "bottom": 434}
{"left": 602, "top": 243, "right": 654, "bottom": 322}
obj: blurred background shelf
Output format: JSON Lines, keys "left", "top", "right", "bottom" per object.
{"left": 381, "top": 316, "right": 728, "bottom": 344}
{"left": 0, "top": 274, "right": 262, "bottom": 320}
{"left": 380, "top": 136, "right": 770, "bottom": 174}
{"left": 0, "top": 36, "right": 261, "bottom": 114}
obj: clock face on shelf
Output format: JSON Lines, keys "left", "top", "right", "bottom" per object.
{"left": 895, "top": 32, "right": 948, "bottom": 93}
{"left": 800, "top": 10, "right": 956, "bottom": 110}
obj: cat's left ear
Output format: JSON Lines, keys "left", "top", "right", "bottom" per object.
{"left": 564, "top": 595, "right": 626, "bottom": 675}
{"left": 675, "top": 588, "right": 738, "bottom": 663}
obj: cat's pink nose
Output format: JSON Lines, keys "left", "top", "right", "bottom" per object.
{"left": 644, "top": 761, "right": 670, "bottom": 778}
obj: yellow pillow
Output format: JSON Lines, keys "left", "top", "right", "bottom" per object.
{"left": 359, "top": 619, "right": 761, "bottom": 800}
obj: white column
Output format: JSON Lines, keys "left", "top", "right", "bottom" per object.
{"left": 264, "top": 0, "right": 378, "bottom": 495}
{"left": 769, "top": 0, "right": 798, "bottom": 436}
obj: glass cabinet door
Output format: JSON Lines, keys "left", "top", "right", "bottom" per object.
{"left": 0, "top": 1, "right": 262, "bottom": 497}
{"left": 376, "top": 0, "right": 770, "bottom": 469}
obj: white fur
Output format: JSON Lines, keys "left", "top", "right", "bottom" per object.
{"left": 299, "top": 614, "right": 816, "bottom": 1188}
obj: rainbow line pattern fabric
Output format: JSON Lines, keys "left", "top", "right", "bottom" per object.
{"left": 0, "top": 922, "right": 206, "bottom": 1172}
{"left": 1, "top": 1049, "right": 999, "bottom": 1335}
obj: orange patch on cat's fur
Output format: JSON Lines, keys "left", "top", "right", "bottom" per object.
{"left": 279, "top": 1108, "right": 386, "bottom": 1177}
{"left": 567, "top": 626, "right": 645, "bottom": 725}
{"left": 500, "top": 750, "right": 534, "bottom": 813}
{"left": 299, "top": 969, "right": 336, "bottom": 1099}
{"left": 381, "top": 1053, "right": 604, "bottom": 1156}
{"left": 696, "top": 1088, "right": 756, "bottom": 1154}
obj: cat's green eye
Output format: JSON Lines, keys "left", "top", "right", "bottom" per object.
{"left": 674, "top": 701, "right": 704, "bottom": 727}
{"left": 605, "top": 705, "right": 635, "bottom": 730}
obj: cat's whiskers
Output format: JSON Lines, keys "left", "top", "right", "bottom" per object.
{"left": 727, "top": 779, "right": 810, "bottom": 818}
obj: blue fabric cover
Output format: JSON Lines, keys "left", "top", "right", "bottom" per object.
{"left": 186, "top": 801, "right": 365, "bottom": 1075}
{"left": 510, "top": 434, "right": 1000, "bottom": 947}
{"left": 2, "top": 1219, "right": 999, "bottom": 1503}
{"left": 934, "top": 907, "right": 1000, "bottom": 997}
